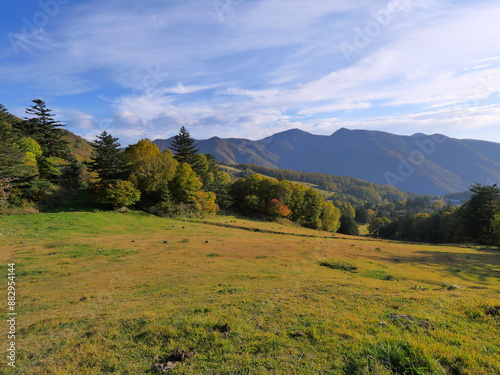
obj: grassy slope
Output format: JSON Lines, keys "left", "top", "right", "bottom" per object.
{"left": 0, "top": 211, "right": 499, "bottom": 374}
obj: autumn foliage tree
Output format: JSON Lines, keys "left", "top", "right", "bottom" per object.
{"left": 170, "top": 163, "right": 203, "bottom": 203}
{"left": 230, "top": 174, "right": 341, "bottom": 232}
{"left": 124, "top": 139, "right": 178, "bottom": 202}
{"left": 267, "top": 199, "right": 291, "bottom": 218}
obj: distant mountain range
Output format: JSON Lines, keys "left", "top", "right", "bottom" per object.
{"left": 153, "top": 128, "right": 500, "bottom": 195}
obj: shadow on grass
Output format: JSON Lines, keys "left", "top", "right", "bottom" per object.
{"left": 367, "top": 247, "right": 500, "bottom": 284}
{"left": 46, "top": 189, "right": 106, "bottom": 213}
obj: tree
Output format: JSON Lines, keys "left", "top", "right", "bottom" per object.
{"left": 193, "top": 191, "right": 219, "bottom": 214}
{"left": 267, "top": 199, "right": 291, "bottom": 218}
{"left": 355, "top": 206, "right": 371, "bottom": 224}
{"left": 170, "top": 126, "right": 200, "bottom": 166}
{"left": 493, "top": 206, "right": 500, "bottom": 247}
{"left": 0, "top": 123, "right": 31, "bottom": 205}
{"left": 458, "top": 184, "right": 500, "bottom": 244}
{"left": 369, "top": 217, "right": 391, "bottom": 237}
{"left": 338, "top": 213, "right": 360, "bottom": 235}
{"left": 170, "top": 163, "right": 202, "bottom": 203}
{"left": 124, "top": 139, "right": 178, "bottom": 200}
{"left": 89, "top": 131, "right": 130, "bottom": 182}
{"left": 22, "top": 99, "right": 73, "bottom": 161}
{"left": 94, "top": 180, "right": 141, "bottom": 209}
{"left": 320, "top": 201, "right": 342, "bottom": 232}
{"left": 18, "top": 99, "right": 75, "bottom": 181}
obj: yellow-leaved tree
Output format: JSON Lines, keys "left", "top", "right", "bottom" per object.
{"left": 170, "top": 163, "right": 202, "bottom": 203}
{"left": 124, "top": 139, "right": 178, "bottom": 201}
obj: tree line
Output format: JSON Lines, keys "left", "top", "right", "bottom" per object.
{"left": 368, "top": 184, "right": 500, "bottom": 246}
{"left": 0, "top": 101, "right": 341, "bottom": 232}
{"left": 1, "top": 100, "right": 498, "bottom": 244}
{"left": 228, "top": 163, "right": 408, "bottom": 205}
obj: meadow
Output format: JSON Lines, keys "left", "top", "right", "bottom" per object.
{"left": 0, "top": 209, "right": 499, "bottom": 374}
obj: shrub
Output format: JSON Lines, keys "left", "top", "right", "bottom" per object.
{"left": 94, "top": 180, "right": 141, "bottom": 208}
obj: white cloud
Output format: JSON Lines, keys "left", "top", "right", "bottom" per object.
{"left": 2, "top": 0, "right": 500, "bottom": 143}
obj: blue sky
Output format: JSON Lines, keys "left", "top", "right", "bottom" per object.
{"left": 1, "top": 0, "right": 500, "bottom": 145}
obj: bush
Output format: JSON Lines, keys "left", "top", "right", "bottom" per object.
{"left": 93, "top": 180, "right": 141, "bottom": 208}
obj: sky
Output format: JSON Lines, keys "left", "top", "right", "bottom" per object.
{"left": 1, "top": 0, "right": 500, "bottom": 145}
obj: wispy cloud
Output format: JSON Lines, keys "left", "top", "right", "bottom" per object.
{"left": 1, "top": 0, "right": 500, "bottom": 144}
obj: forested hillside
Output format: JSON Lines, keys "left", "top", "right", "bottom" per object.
{"left": 225, "top": 163, "right": 408, "bottom": 205}
{"left": 154, "top": 128, "right": 500, "bottom": 195}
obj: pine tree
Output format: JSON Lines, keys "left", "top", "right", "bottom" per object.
{"left": 89, "top": 131, "right": 130, "bottom": 182}
{"left": 170, "top": 126, "right": 200, "bottom": 166}
{"left": 0, "top": 122, "right": 31, "bottom": 204}
{"left": 23, "top": 99, "right": 73, "bottom": 161}
{"left": 458, "top": 183, "right": 500, "bottom": 244}
{"left": 17, "top": 99, "right": 76, "bottom": 181}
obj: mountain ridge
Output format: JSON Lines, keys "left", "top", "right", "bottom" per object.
{"left": 153, "top": 128, "right": 500, "bottom": 195}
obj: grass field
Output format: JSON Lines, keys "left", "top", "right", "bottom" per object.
{"left": 1, "top": 210, "right": 499, "bottom": 374}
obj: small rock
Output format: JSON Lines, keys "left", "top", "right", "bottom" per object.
{"left": 205, "top": 240, "right": 210, "bottom": 243}
{"left": 163, "top": 240, "right": 168, "bottom": 244}
{"left": 132, "top": 240, "right": 136, "bottom": 242}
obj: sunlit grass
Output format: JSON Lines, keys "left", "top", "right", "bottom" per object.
{"left": 0, "top": 210, "right": 499, "bottom": 374}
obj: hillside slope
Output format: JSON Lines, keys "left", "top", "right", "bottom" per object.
{"left": 154, "top": 128, "right": 500, "bottom": 195}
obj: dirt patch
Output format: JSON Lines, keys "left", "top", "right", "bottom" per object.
{"left": 388, "top": 313, "right": 433, "bottom": 330}
{"left": 153, "top": 347, "right": 196, "bottom": 373}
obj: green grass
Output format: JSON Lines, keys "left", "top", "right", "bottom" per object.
{"left": 0, "top": 210, "right": 499, "bottom": 374}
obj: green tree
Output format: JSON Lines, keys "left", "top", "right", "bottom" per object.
{"left": 203, "top": 154, "right": 233, "bottom": 209}
{"left": 89, "top": 131, "right": 130, "bottom": 182}
{"left": 493, "top": 206, "right": 500, "bottom": 247}
{"left": 94, "top": 180, "right": 141, "bottom": 209}
{"left": 369, "top": 217, "right": 391, "bottom": 237}
{"left": 170, "top": 126, "right": 200, "bottom": 166}
{"left": 320, "top": 201, "right": 342, "bottom": 232}
{"left": 17, "top": 99, "right": 75, "bottom": 181}
{"left": 355, "top": 206, "right": 371, "bottom": 224}
{"left": 338, "top": 213, "right": 359, "bottom": 235}
{"left": 458, "top": 184, "right": 500, "bottom": 244}
{"left": 0, "top": 123, "right": 31, "bottom": 205}
{"left": 170, "top": 163, "right": 203, "bottom": 203}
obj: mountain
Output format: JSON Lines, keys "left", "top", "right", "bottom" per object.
{"left": 153, "top": 128, "right": 500, "bottom": 195}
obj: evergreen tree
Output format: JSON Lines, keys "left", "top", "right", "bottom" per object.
{"left": 89, "top": 131, "right": 130, "bottom": 182}
{"left": 17, "top": 99, "right": 75, "bottom": 181}
{"left": 338, "top": 213, "right": 360, "bottom": 235}
{"left": 22, "top": 99, "right": 73, "bottom": 161}
{"left": 0, "top": 122, "right": 28, "bottom": 204}
{"left": 458, "top": 184, "right": 500, "bottom": 244}
{"left": 170, "top": 126, "right": 200, "bottom": 166}
{"left": 355, "top": 206, "right": 371, "bottom": 224}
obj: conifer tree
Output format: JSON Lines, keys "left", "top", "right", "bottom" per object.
{"left": 23, "top": 99, "right": 73, "bottom": 161}
{"left": 89, "top": 131, "right": 130, "bottom": 182}
{"left": 170, "top": 126, "right": 200, "bottom": 166}
{"left": 0, "top": 122, "right": 28, "bottom": 204}
{"left": 458, "top": 183, "right": 500, "bottom": 244}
